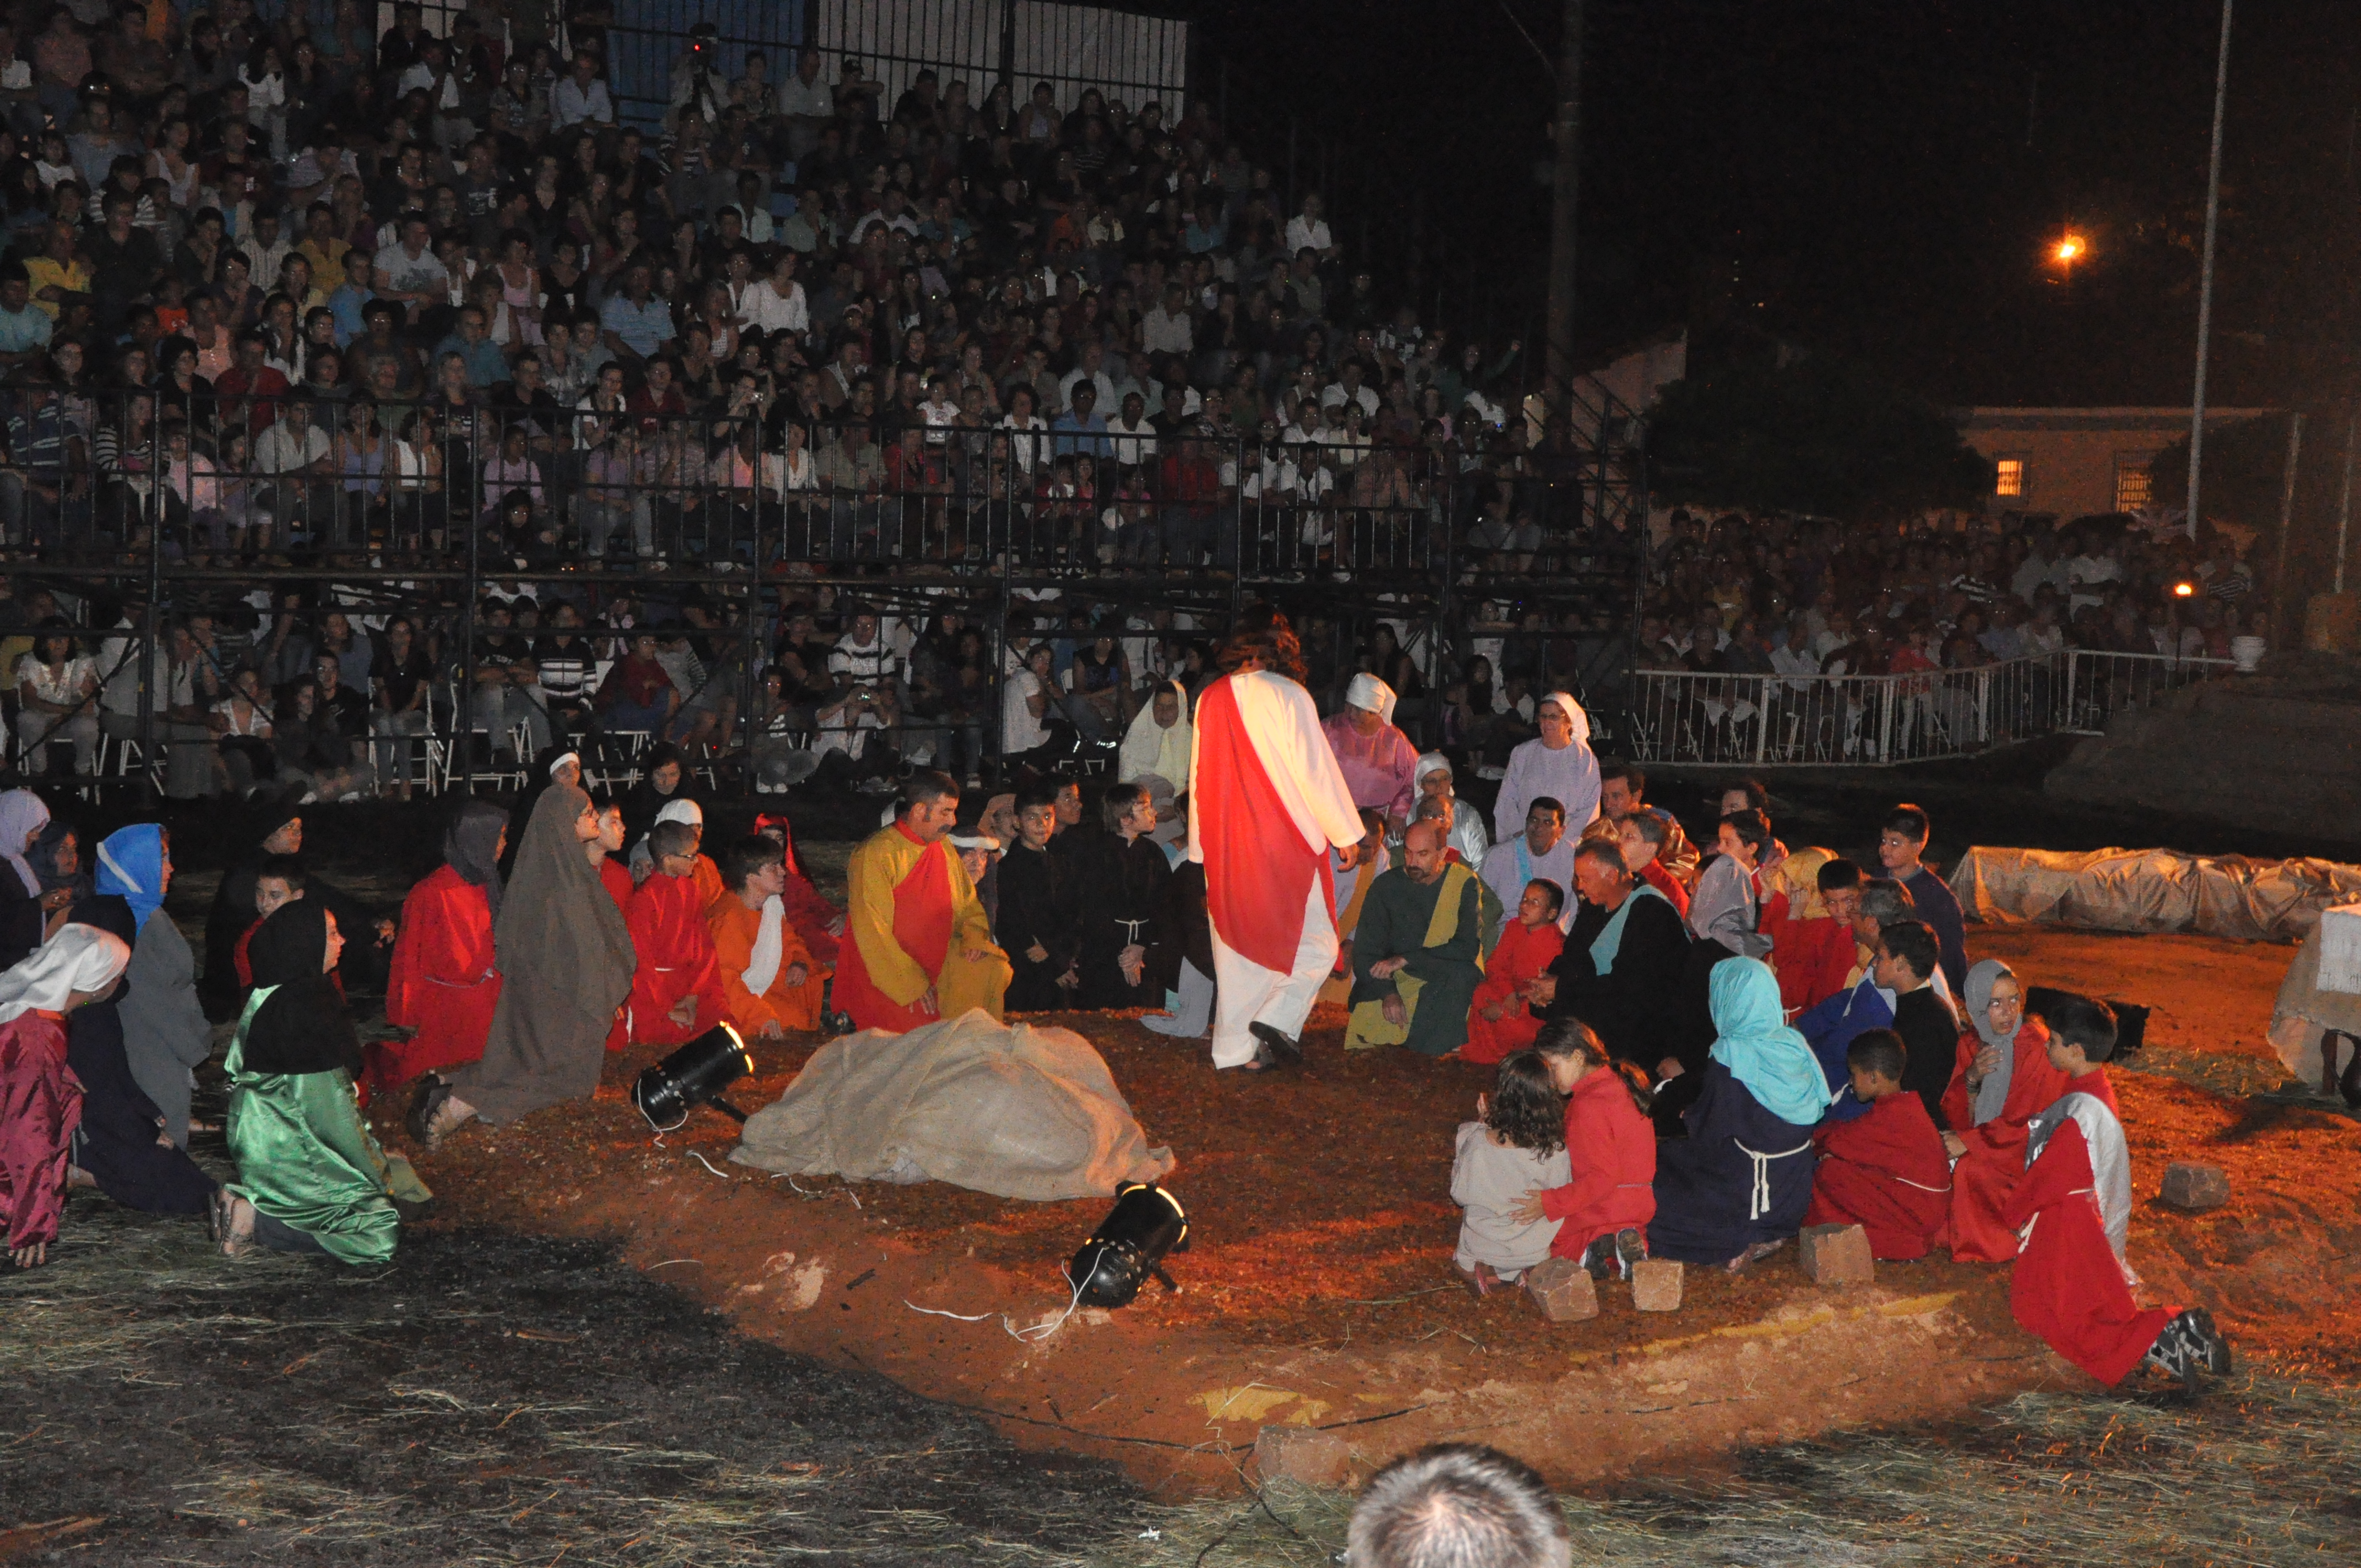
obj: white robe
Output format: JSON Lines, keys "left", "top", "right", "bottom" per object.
{"left": 1118, "top": 678, "right": 1193, "bottom": 787}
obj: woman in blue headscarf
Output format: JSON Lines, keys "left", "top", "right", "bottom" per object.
{"left": 95, "top": 825, "right": 216, "bottom": 1148}
{"left": 1647, "top": 957, "right": 1832, "bottom": 1271}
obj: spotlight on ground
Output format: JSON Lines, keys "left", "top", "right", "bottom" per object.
{"left": 1069, "top": 1182, "right": 1189, "bottom": 1308}
{"left": 634, "top": 1023, "right": 755, "bottom": 1130}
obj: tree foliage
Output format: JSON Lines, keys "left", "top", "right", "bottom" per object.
{"left": 1645, "top": 353, "right": 1993, "bottom": 520}
{"left": 2145, "top": 413, "right": 2294, "bottom": 533}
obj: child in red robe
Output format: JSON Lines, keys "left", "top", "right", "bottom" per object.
{"left": 625, "top": 821, "right": 730, "bottom": 1047}
{"left": 1509, "top": 1018, "right": 1656, "bottom": 1276}
{"left": 1939, "top": 959, "right": 2071, "bottom": 1260}
{"left": 2001, "top": 994, "right": 2231, "bottom": 1388}
{"left": 757, "top": 812, "right": 844, "bottom": 968}
{"left": 1802, "top": 1028, "right": 1951, "bottom": 1259}
{"left": 233, "top": 858, "right": 307, "bottom": 989}
{"left": 1761, "top": 857, "right": 1863, "bottom": 1015}
{"left": 1464, "top": 879, "right": 1566, "bottom": 1065}
{"left": 374, "top": 801, "right": 505, "bottom": 1097}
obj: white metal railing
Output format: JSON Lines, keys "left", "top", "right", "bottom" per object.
{"left": 1621, "top": 649, "right": 2235, "bottom": 766}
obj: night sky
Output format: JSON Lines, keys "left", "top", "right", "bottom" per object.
{"left": 1189, "top": 0, "right": 2357, "bottom": 409}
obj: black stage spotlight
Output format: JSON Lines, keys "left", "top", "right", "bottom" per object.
{"left": 634, "top": 1022, "right": 755, "bottom": 1130}
{"left": 1069, "top": 1182, "right": 1189, "bottom": 1308}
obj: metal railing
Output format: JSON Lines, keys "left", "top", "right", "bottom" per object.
{"left": 1620, "top": 648, "right": 2238, "bottom": 767}
{"left": 1, "top": 386, "right": 1643, "bottom": 798}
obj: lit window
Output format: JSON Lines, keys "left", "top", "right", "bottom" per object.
{"left": 2115, "top": 459, "right": 2153, "bottom": 513}
{"left": 1994, "top": 458, "right": 2024, "bottom": 498}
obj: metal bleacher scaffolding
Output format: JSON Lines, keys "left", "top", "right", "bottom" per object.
{"left": 0, "top": 382, "right": 1649, "bottom": 801}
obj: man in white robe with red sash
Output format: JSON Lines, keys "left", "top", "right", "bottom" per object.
{"left": 1188, "top": 609, "right": 1366, "bottom": 1071}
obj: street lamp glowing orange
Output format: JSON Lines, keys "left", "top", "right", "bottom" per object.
{"left": 2053, "top": 233, "right": 2087, "bottom": 264}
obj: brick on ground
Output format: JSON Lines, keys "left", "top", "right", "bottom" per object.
{"left": 2160, "top": 1161, "right": 2231, "bottom": 1211}
{"left": 1631, "top": 1257, "right": 1683, "bottom": 1311}
{"left": 1522, "top": 1257, "right": 1598, "bottom": 1322}
{"left": 1800, "top": 1223, "right": 1875, "bottom": 1285}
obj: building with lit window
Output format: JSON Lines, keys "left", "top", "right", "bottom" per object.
{"left": 1956, "top": 406, "right": 2270, "bottom": 520}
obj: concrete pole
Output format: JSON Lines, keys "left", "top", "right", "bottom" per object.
{"left": 2185, "top": 0, "right": 2234, "bottom": 540}
{"left": 1543, "top": 0, "right": 1584, "bottom": 416}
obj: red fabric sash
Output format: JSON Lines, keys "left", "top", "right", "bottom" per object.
{"left": 893, "top": 824, "right": 956, "bottom": 979}
{"left": 1197, "top": 674, "right": 1331, "bottom": 971}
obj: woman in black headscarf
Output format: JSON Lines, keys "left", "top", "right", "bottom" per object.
{"left": 619, "top": 742, "right": 695, "bottom": 861}
{"left": 411, "top": 785, "right": 635, "bottom": 1148}
{"left": 219, "top": 901, "right": 428, "bottom": 1261}
{"left": 62, "top": 896, "right": 219, "bottom": 1216}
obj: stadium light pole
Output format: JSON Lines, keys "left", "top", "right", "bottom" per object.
{"left": 2185, "top": 0, "right": 2234, "bottom": 540}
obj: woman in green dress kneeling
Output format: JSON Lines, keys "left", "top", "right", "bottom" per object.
{"left": 218, "top": 901, "right": 429, "bottom": 1261}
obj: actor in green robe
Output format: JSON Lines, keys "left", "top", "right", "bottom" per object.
{"left": 1345, "top": 821, "right": 1487, "bottom": 1056}
{"left": 223, "top": 901, "right": 426, "bottom": 1264}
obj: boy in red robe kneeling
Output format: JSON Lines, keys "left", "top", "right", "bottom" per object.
{"left": 624, "top": 821, "right": 730, "bottom": 1047}
{"left": 709, "top": 834, "right": 828, "bottom": 1038}
{"left": 2003, "top": 994, "right": 2232, "bottom": 1389}
{"left": 1803, "top": 1028, "right": 1951, "bottom": 1259}
{"left": 1464, "top": 879, "right": 1565, "bottom": 1065}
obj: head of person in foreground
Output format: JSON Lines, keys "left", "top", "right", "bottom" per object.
{"left": 1346, "top": 1442, "right": 1570, "bottom": 1568}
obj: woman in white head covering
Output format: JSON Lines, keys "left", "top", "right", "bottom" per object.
{"left": 1119, "top": 679, "right": 1193, "bottom": 787}
{"left": 1412, "top": 751, "right": 1489, "bottom": 867}
{"left": 0, "top": 788, "right": 56, "bottom": 971}
{"left": 1492, "top": 691, "right": 1600, "bottom": 843}
{"left": 0, "top": 925, "right": 133, "bottom": 1267}
{"left": 1320, "top": 673, "right": 1421, "bottom": 827}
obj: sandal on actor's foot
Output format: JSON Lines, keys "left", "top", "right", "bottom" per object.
{"left": 420, "top": 1093, "right": 477, "bottom": 1153}
{"left": 1724, "top": 1238, "right": 1787, "bottom": 1273}
{"left": 207, "top": 1185, "right": 234, "bottom": 1245}
{"left": 405, "top": 1075, "right": 450, "bottom": 1145}
{"left": 219, "top": 1195, "right": 257, "bottom": 1259}
{"left": 1453, "top": 1260, "right": 1500, "bottom": 1299}
{"left": 1248, "top": 1021, "right": 1302, "bottom": 1065}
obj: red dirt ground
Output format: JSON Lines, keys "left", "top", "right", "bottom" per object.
{"left": 403, "top": 924, "right": 2361, "bottom": 1495}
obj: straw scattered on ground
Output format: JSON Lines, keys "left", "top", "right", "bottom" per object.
{"left": 1108, "top": 1373, "right": 2361, "bottom": 1568}
{"left": 0, "top": 1198, "right": 1145, "bottom": 1566}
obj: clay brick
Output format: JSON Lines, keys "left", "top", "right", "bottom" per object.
{"left": 2161, "top": 1162, "right": 2230, "bottom": 1211}
{"left": 1631, "top": 1257, "right": 1683, "bottom": 1311}
{"left": 1255, "top": 1425, "right": 1350, "bottom": 1487}
{"left": 1800, "top": 1223, "right": 1876, "bottom": 1286}
{"left": 1521, "top": 1257, "right": 1599, "bottom": 1322}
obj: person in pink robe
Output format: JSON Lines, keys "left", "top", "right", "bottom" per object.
{"left": 1320, "top": 672, "right": 1419, "bottom": 831}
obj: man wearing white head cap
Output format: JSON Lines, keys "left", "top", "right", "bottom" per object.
{"left": 1322, "top": 671, "right": 1421, "bottom": 833}
{"left": 1493, "top": 690, "right": 1601, "bottom": 843}
{"left": 1191, "top": 608, "right": 1366, "bottom": 1070}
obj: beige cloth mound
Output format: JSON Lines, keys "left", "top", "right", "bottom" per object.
{"left": 1950, "top": 845, "right": 2361, "bottom": 944}
{"left": 2267, "top": 922, "right": 2361, "bottom": 1086}
{"left": 728, "top": 1009, "right": 1175, "bottom": 1200}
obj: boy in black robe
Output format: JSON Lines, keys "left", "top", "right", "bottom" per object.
{"left": 1874, "top": 918, "right": 1959, "bottom": 1128}
{"left": 1074, "top": 782, "right": 1177, "bottom": 1009}
{"left": 995, "top": 784, "right": 1080, "bottom": 1011}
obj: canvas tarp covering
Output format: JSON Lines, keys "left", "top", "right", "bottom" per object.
{"left": 728, "top": 1009, "right": 1174, "bottom": 1200}
{"left": 1949, "top": 846, "right": 2361, "bottom": 944}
